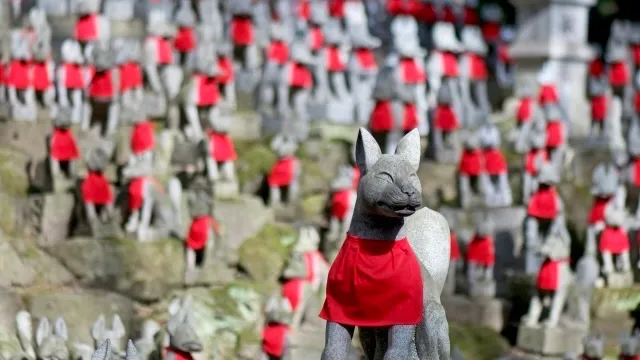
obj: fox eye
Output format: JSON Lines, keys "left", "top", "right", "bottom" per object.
{"left": 377, "top": 172, "right": 393, "bottom": 183}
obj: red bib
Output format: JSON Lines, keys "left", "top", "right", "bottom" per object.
{"left": 326, "top": 46, "right": 346, "bottom": 72}
{"left": 268, "top": 156, "right": 296, "bottom": 187}
{"left": 619, "top": 355, "right": 640, "bottom": 360}
{"left": 82, "top": 171, "right": 113, "bottom": 205}
{"left": 329, "top": 0, "right": 346, "bottom": 18}
{"left": 589, "top": 59, "right": 604, "bottom": 77}
{"left": 498, "top": 45, "right": 511, "bottom": 64}
{"left": 545, "top": 121, "right": 564, "bottom": 148}
{"left": 131, "top": 121, "right": 155, "bottom": 154}
{"left": 591, "top": 95, "right": 607, "bottom": 121}
{"left": 282, "top": 278, "right": 304, "bottom": 311}
{"left": 310, "top": 26, "right": 324, "bottom": 51}
{"left": 599, "top": 227, "right": 630, "bottom": 254}
{"left": 267, "top": 41, "right": 289, "bottom": 64}
{"left": 516, "top": 97, "right": 533, "bottom": 123}
{"left": 609, "top": 61, "right": 629, "bottom": 87}
{"left": 304, "top": 251, "right": 327, "bottom": 284}
{"left": 415, "top": 2, "right": 436, "bottom": 23}
{"left": 634, "top": 158, "right": 640, "bottom": 186}
{"left": 538, "top": 85, "right": 558, "bottom": 105}
{"left": 483, "top": 148, "right": 507, "bottom": 175}
{"left": 120, "top": 62, "right": 143, "bottom": 91}
{"left": 354, "top": 48, "right": 377, "bottom": 70}
{"left": 442, "top": 6, "right": 456, "bottom": 23}
{"left": 298, "top": 0, "right": 310, "bottom": 20}
{"left": 402, "top": 103, "right": 419, "bottom": 130}
{"left": 217, "top": 56, "right": 234, "bottom": 84}
{"left": 128, "top": 177, "right": 146, "bottom": 210}
{"left": 481, "top": 22, "right": 500, "bottom": 42}
{"left": 154, "top": 37, "right": 174, "bottom": 65}
{"left": 386, "top": 0, "right": 420, "bottom": 16}
{"left": 331, "top": 189, "right": 352, "bottom": 220}
{"left": 524, "top": 149, "right": 548, "bottom": 174}
{"left": 231, "top": 16, "right": 255, "bottom": 46}
{"left": 195, "top": 74, "right": 220, "bottom": 106}
{"left": 75, "top": 14, "right": 98, "bottom": 42}
{"left": 208, "top": 131, "right": 238, "bottom": 162}
{"left": 466, "top": 235, "right": 495, "bottom": 266}
{"left": 186, "top": 215, "right": 214, "bottom": 250}
{"left": 588, "top": 196, "right": 611, "bottom": 225}
{"left": 262, "top": 324, "right": 290, "bottom": 357}
{"left": 400, "top": 58, "right": 426, "bottom": 84}
{"left": 289, "top": 63, "right": 313, "bottom": 88}
{"left": 50, "top": 128, "right": 79, "bottom": 161}
{"left": 8, "top": 60, "right": 30, "bottom": 89}
{"left": 635, "top": 92, "right": 640, "bottom": 112}
{"left": 320, "top": 234, "right": 424, "bottom": 326}
{"left": 468, "top": 53, "right": 488, "bottom": 81}
{"left": 0, "top": 63, "right": 5, "bottom": 85}
{"left": 537, "top": 259, "right": 567, "bottom": 291}
{"left": 464, "top": 7, "right": 479, "bottom": 25}
{"left": 163, "top": 347, "right": 193, "bottom": 360}
{"left": 64, "top": 63, "right": 85, "bottom": 89}
{"left": 434, "top": 105, "right": 459, "bottom": 131}
{"left": 527, "top": 186, "right": 558, "bottom": 220}
{"left": 174, "top": 26, "right": 196, "bottom": 52}
{"left": 353, "top": 166, "right": 360, "bottom": 189}
{"left": 450, "top": 231, "right": 460, "bottom": 260}
{"left": 441, "top": 52, "right": 459, "bottom": 78}
{"left": 369, "top": 100, "right": 394, "bottom": 132}
{"left": 633, "top": 45, "right": 640, "bottom": 66}
{"left": 89, "top": 70, "right": 114, "bottom": 98}
{"left": 31, "top": 62, "right": 52, "bottom": 91}
{"left": 459, "top": 149, "right": 483, "bottom": 176}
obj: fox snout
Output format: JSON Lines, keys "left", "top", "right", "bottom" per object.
{"left": 377, "top": 181, "right": 422, "bottom": 216}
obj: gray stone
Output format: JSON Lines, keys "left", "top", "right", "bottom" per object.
{"left": 604, "top": 272, "right": 634, "bottom": 289}
{"left": 442, "top": 295, "right": 507, "bottom": 332}
{"left": 213, "top": 196, "right": 274, "bottom": 251}
{"left": 0, "top": 288, "right": 23, "bottom": 358}
{"left": 516, "top": 324, "right": 587, "bottom": 356}
{"left": 0, "top": 233, "right": 37, "bottom": 287}
{"left": 37, "top": 193, "right": 75, "bottom": 246}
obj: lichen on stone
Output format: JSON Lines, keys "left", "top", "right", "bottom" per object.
{"left": 449, "top": 322, "right": 510, "bottom": 360}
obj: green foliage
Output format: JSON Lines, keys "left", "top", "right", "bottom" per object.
{"left": 450, "top": 322, "right": 510, "bottom": 360}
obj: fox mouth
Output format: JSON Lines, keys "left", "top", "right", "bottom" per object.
{"left": 184, "top": 342, "right": 203, "bottom": 352}
{"left": 377, "top": 201, "right": 417, "bottom": 216}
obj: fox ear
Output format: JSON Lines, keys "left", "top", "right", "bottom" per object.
{"left": 355, "top": 128, "right": 381, "bottom": 174}
{"left": 395, "top": 129, "right": 421, "bottom": 173}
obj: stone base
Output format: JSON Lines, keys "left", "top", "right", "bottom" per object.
{"left": 308, "top": 122, "right": 359, "bottom": 143}
{"left": 604, "top": 272, "right": 634, "bottom": 289}
{"left": 516, "top": 324, "right": 587, "bottom": 356}
{"left": 469, "top": 280, "right": 496, "bottom": 298}
{"left": 442, "top": 295, "right": 507, "bottom": 332}
{"left": 214, "top": 181, "right": 239, "bottom": 199}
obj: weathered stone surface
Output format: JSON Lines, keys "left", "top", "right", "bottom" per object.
{"left": 442, "top": 295, "right": 509, "bottom": 333}
{"left": 5, "top": 235, "right": 75, "bottom": 287}
{"left": 516, "top": 324, "right": 587, "bottom": 356}
{"left": 450, "top": 321, "right": 510, "bottom": 360}
{"left": 234, "top": 142, "right": 277, "bottom": 191}
{"left": 301, "top": 194, "right": 327, "bottom": 223}
{"left": 0, "top": 233, "right": 37, "bottom": 287}
{"left": 0, "top": 288, "right": 24, "bottom": 359}
{"left": 592, "top": 285, "right": 640, "bottom": 318}
{"left": 418, "top": 161, "right": 457, "bottom": 208}
{"left": 230, "top": 112, "right": 261, "bottom": 141}
{"left": 214, "top": 196, "right": 274, "bottom": 251}
{"left": 0, "top": 149, "right": 30, "bottom": 197}
{"left": 38, "top": 193, "right": 75, "bottom": 247}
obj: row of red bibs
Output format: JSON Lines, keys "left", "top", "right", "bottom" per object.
{"left": 590, "top": 94, "right": 608, "bottom": 122}
{"left": 545, "top": 120, "right": 564, "bottom": 149}
{"left": 231, "top": 15, "right": 255, "bottom": 46}
{"left": 608, "top": 61, "right": 629, "bottom": 87}
{"left": 523, "top": 148, "right": 549, "bottom": 175}
{"left": 50, "top": 127, "right": 80, "bottom": 162}
{"left": 119, "top": 61, "right": 143, "bottom": 92}
{"left": 75, "top": 13, "right": 99, "bottom": 42}
{"left": 186, "top": 214, "right": 220, "bottom": 250}
{"left": 262, "top": 323, "right": 290, "bottom": 358}
{"left": 599, "top": 225, "right": 630, "bottom": 254}
{"left": 319, "top": 233, "right": 424, "bottom": 327}
{"left": 537, "top": 258, "right": 567, "bottom": 291}
{"left": 467, "top": 234, "right": 495, "bottom": 266}
{"left": 268, "top": 156, "right": 297, "bottom": 187}
{"left": 82, "top": 170, "right": 113, "bottom": 205}
{"left": 516, "top": 97, "right": 533, "bottom": 125}
{"left": 207, "top": 130, "right": 237, "bottom": 163}
{"left": 6, "top": 60, "right": 52, "bottom": 90}
{"left": 458, "top": 148, "right": 507, "bottom": 176}
{"left": 450, "top": 231, "right": 461, "bottom": 261}
{"left": 527, "top": 185, "right": 559, "bottom": 220}
{"left": 588, "top": 195, "right": 612, "bottom": 225}
{"left": 369, "top": 100, "right": 420, "bottom": 132}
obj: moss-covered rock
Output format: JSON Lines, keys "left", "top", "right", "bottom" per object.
{"left": 0, "top": 149, "right": 29, "bottom": 196}
{"left": 301, "top": 194, "right": 327, "bottom": 222}
{"left": 0, "top": 288, "right": 24, "bottom": 359}
{"left": 234, "top": 141, "right": 277, "bottom": 189}
{"left": 450, "top": 322, "right": 510, "bottom": 360}
{"left": 0, "top": 193, "right": 17, "bottom": 235}
{"left": 592, "top": 285, "right": 640, "bottom": 317}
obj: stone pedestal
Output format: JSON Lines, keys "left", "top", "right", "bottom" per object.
{"left": 214, "top": 181, "right": 240, "bottom": 199}
{"left": 517, "top": 324, "right": 587, "bottom": 356}
{"left": 509, "top": 0, "right": 596, "bottom": 137}
{"left": 605, "top": 272, "right": 634, "bottom": 289}
{"left": 442, "top": 295, "right": 508, "bottom": 332}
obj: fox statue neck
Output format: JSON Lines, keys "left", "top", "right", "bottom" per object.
{"left": 348, "top": 199, "right": 407, "bottom": 241}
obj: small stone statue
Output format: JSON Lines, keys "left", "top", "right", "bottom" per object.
{"left": 228, "top": 0, "right": 261, "bottom": 91}
{"left": 278, "top": 41, "right": 315, "bottom": 140}
{"left": 443, "top": 213, "right": 461, "bottom": 296}
{"left": 30, "top": 35, "right": 55, "bottom": 113}
{"left": 118, "top": 41, "right": 144, "bottom": 112}
{"left": 432, "top": 82, "right": 461, "bottom": 163}
{"left": 618, "top": 331, "right": 640, "bottom": 360}
{"left": 281, "top": 251, "right": 312, "bottom": 321}
{"left": 594, "top": 208, "right": 632, "bottom": 286}
{"left": 325, "top": 167, "right": 357, "bottom": 256}
{"left": 466, "top": 215, "right": 496, "bottom": 298}
{"left": 23, "top": 7, "right": 52, "bottom": 45}
{"left": 588, "top": 77, "right": 610, "bottom": 141}
{"left": 261, "top": 295, "right": 294, "bottom": 360}
{"left": 580, "top": 334, "right": 605, "bottom": 360}
{"left": 90, "top": 314, "right": 126, "bottom": 354}
{"left": 132, "top": 320, "right": 161, "bottom": 360}
{"left": 258, "top": 21, "right": 291, "bottom": 132}
{"left": 165, "top": 296, "right": 203, "bottom": 359}
{"left": 606, "top": 42, "right": 631, "bottom": 99}
{"left": 205, "top": 113, "right": 239, "bottom": 197}
{"left": 173, "top": 0, "right": 198, "bottom": 68}
{"left": 348, "top": 29, "right": 380, "bottom": 125}
{"left": 215, "top": 42, "right": 237, "bottom": 111}
{"left": 184, "top": 192, "right": 220, "bottom": 283}
{"left": 81, "top": 147, "right": 117, "bottom": 235}
{"left": 56, "top": 39, "right": 87, "bottom": 124}
{"left": 122, "top": 162, "right": 159, "bottom": 241}
{"left": 49, "top": 106, "right": 80, "bottom": 192}
{"left": 537, "top": 62, "right": 562, "bottom": 111}
{"left": 307, "top": 1, "right": 328, "bottom": 55}
{"left": 587, "top": 162, "right": 620, "bottom": 233}
{"left": 457, "top": 133, "right": 484, "bottom": 209}
{"left": 480, "top": 124, "right": 512, "bottom": 207}
{"left": 74, "top": 0, "right": 110, "bottom": 48}
{"left": 7, "top": 30, "right": 37, "bottom": 122}
{"left": 479, "top": 3, "right": 503, "bottom": 45}
{"left": 294, "top": 225, "right": 329, "bottom": 293}
{"left": 182, "top": 44, "right": 220, "bottom": 141}
{"left": 511, "top": 81, "right": 536, "bottom": 141}
{"left": 495, "top": 26, "right": 515, "bottom": 90}
{"left": 460, "top": 26, "right": 490, "bottom": 117}
{"left": 543, "top": 105, "right": 568, "bottom": 168}
{"left": 368, "top": 66, "right": 396, "bottom": 153}
{"left": 121, "top": 104, "right": 155, "bottom": 177}
{"left": 84, "top": 42, "right": 121, "bottom": 138}
{"left": 319, "top": 128, "right": 451, "bottom": 359}
{"left": 268, "top": 134, "right": 301, "bottom": 207}
{"left": 15, "top": 311, "right": 70, "bottom": 360}
{"left": 520, "top": 124, "right": 549, "bottom": 204}
{"left": 321, "top": 19, "right": 354, "bottom": 124}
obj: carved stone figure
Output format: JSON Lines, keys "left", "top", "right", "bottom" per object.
{"left": 173, "top": 0, "right": 198, "bottom": 68}
{"left": 320, "top": 128, "right": 451, "bottom": 360}
{"left": 591, "top": 208, "right": 633, "bottom": 287}
{"left": 81, "top": 147, "right": 119, "bottom": 238}
{"left": 182, "top": 44, "right": 220, "bottom": 141}
{"left": 90, "top": 314, "right": 126, "bottom": 356}
{"left": 294, "top": 225, "right": 329, "bottom": 293}
{"left": 543, "top": 105, "right": 568, "bottom": 169}
{"left": 228, "top": 0, "right": 261, "bottom": 91}
{"left": 581, "top": 334, "right": 604, "bottom": 360}
{"left": 537, "top": 62, "right": 562, "bottom": 112}
{"left": 307, "top": 1, "right": 328, "bottom": 55}
{"left": 268, "top": 134, "right": 301, "bottom": 207}
{"left": 479, "top": 3, "right": 503, "bottom": 45}
{"left": 165, "top": 296, "right": 203, "bottom": 359}
{"left": 606, "top": 41, "right": 631, "bottom": 100}
{"left": 205, "top": 112, "right": 239, "bottom": 197}
{"left": 431, "top": 82, "right": 461, "bottom": 163}
{"left": 495, "top": 26, "right": 515, "bottom": 90}
{"left": 519, "top": 123, "right": 549, "bottom": 205}
{"left": 23, "top": 7, "right": 52, "bottom": 45}
{"left": 30, "top": 35, "right": 55, "bottom": 114}
{"left": 281, "top": 251, "right": 312, "bottom": 322}
{"left": 57, "top": 39, "right": 87, "bottom": 124}
{"left": 587, "top": 162, "right": 622, "bottom": 237}
{"left": 118, "top": 41, "right": 144, "bottom": 113}
{"left": 132, "top": 320, "right": 161, "bottom": 360}
{"left": 325, "top": 166, "right": 357, "bottom": 258}
{"left": 49, "top": 106, "right": 80, "bottom": 192}
{"left": 215, "top": 41, "right": 237, "bottom": 111}
{"left": 184, "top": 192, "right": 220, "bottom": 283}
{"left": 348, "top": 29, "right": 380, "bottom": 125}
{"left": 443, "top": 213, "right": 461, "bottom": 296}
{"left": 261, "top": 295, "right": 294, "bottom": 360}
{"left": 510, "top": 81, "right": 536, "bottom": 141}
{"left": 102, "top": 0, "right": 135, "bottom": 20}
{"left": 74, "top": 0, "right": 110, "bottom": 48}
{"left": 91, "top": 339, "right": 143, "bottom": 360}
{"left": 457, "top": 133, "right": 484, "bottom": 209}
{"left": 83, "top": 42, "right": 120, "bottom": 138}
{"left": 7, "top": 30, "right": 37, "bottom": 122}
{"left": 618, "top": 332, "right": 640, "bottom": 359}
{"left": 466, "top": 215, "right": 496, "bottom": 298}
{"left": 121, "top": 160, "right": 162, "bottom": 242}
{"left": 459, "top": 26, "right": 490, "bottom": 118}
{"left": 320, "top": 19, "right": 354, "bottom": 124}
{"left": 480, "top": 124, "right": 512, "bottom": 207}
{"left": 587, "top": 77, "right": 611, "bottom": 141}
{"left": 279, "top": 42, "right": 315, "bottom": 140}
{"left": 15, "top": 311, "right": 70, "bottom": 360}
{"left": 258, "top": 21, "right": 291, "bottom": 134}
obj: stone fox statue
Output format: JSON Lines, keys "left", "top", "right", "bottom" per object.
{"left": 91, "top": 339, "right": 141, "bottom": 360}
{"left": 15, "top": 311, "right": 70, "bottom": 360}
{"left": 320, "top": 128, "right": 451, "bottom": 360}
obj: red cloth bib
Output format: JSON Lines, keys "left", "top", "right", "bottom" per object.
{"left": 120, "top": 62, "right": 143, "bottom": 91}
{"left": 467, "top": 235, "right": 495, "bottom": 266}
{"left": 217, "top": 56, "right": 234, "bottom": 84}
{"left": 289, "top": 63, "right": 313, "bottom": 88}
{"left": 231, "top": 16, "right": 255, "bottom": 46}
{"left": 634, "top": 158, "right": 640, "bottom": 186}
{"left": 268, "top": 156, "right": 296, "bottom": 187}
{"left": 89, "top": 70, "right": 114, "bottom": 98}
{"left": 8, "top": 60, "right": 31, "bottom": 89}
{"left": 50, "top": 128, "right": 79, "bottom": 161}
{"left": 609, "top": 62, "right": 629, "bottom": 87}
{"left": 267, "top": 41, "right": 289, "bottom": 64}
{"left": 468, "top": 53, "right": 488, "bottom": 81}
{"left": 588, "top": 196, "right": 611, "bottom": 225}
{"left": 0, "top": 63, "right": 5, "bottom": 85}
{"left": 163, "top": 347, "right": 193, "bottom": 360}
{"left": 282, "top": 278, "right": 304, "bottom": 311}
{"left": 329, "top": 0, "right": 346, "bottom": 18}
{"left": 516, "top": 97, "right": 533, "bottom": 123}
{"left": 304, "top": 251, "right": 326, "bottom": 284}
{"left": 310, "top": 26, "right": 324, "bottom": 51}
{"left": 441, "top": 52, "right": 459, "bottom": 78}
{"left": 458, "top": 149, "right": 483, "bottom": 176}
{"left": 386, "top": 0, "right": 419, "bottom": 16}
{"left": 524, "top": 149, "right": 548, "bottom": 174}
{"left": 416, "top": 2, "right": 436, "bottom": 23}
{"left": 589, "top": 59, "right": 604, "bottom": 77}
{"left": 442, "top": 6, "right": 456, "bottom": 23}
{"left": 320, "top": 234, "right": 424, "bottom": 326}
{"left": 538, "top": 85, "right": 558, "bottom": 105}
{"left": 174, "top": 26, "right": 196, "bottom": 52}
{"left": 326, "top": 46, "right": 346, "bottom": 72}
{"left": 82, "top": 171, "right": 113, "bottom": 205}
{"left": 481, "top": 22, "right": 500, "bottom": 42}
{"left": 400, "top": 58, "right": 426, "bottom": 84}
{"left": 434, "top": 105, "right": 459, "bottom": 131}
{"left": 537, "top": 259, "right": 567, "bottom": 291}
{"left": 635, "top": 92, "right": 640, "bottom": 112}
{"left": 354, "top": 48, "right": 377, "bottom": 70}
{"left": 545, "top": 121, "right": 564, "bottom": 148}
{"left": 131, "top": 121, "right": 155, "bottom": 154}
{"left": 262, "top": 324, "right": 290, "bottom": 357}
{"left": 618, "top": 355, "right": 640, "bottom": 360}
{"left": 195, "top": 74, "right": 220, "bottom": 106}
{"left": 298, "top": 0, "right": 310, "bottom": 20}
{"left": 153, "top": 37, "right": 174, "bottom": 65}
{"left": 128, "top": 177, "right": 146, "bottom": 210}
{"left": 591, "top": 95, "right": 607, "bottom": 121}
{"left": 369, "top": 100, "right": 394, "bottom": 132}
{"left": 331, "top": 189, "right": 352, "bottom": 220}
{"left": 498, "top": 45, "right": 511, "bottom": 64}
{"left": 64, "top": 63, "right": 85, "bottom": 89}
{"left": 75, "top": 14, "right": 98, "bottom": 42}
{"left": 599, "top": 227, "right": 630, "bottom": 254}
{"left": 633, "top": 45, "right": 640, "bottom": 66}
{"left": 483, "top": 148, "right": 507, "bottom": 175}
{"left": 527, "top": 186, "right": 558, "bottom": 220}
{"left": 31, "top": 62, "right": 51, "bottom": 91}
{"left": 186, "top": 215, "right": 214, "bottom": 250}
{"left": 464, "top": 7, "right": 479, "bottom": 25}
{"left": 208, "top": 131, "right": 238, "bottom": 162}
{"left": 402, "top": 103, "right": 419, "bottom": 130}
{"left": 450, "top": 231, "right": 460, "bottom": 260}
{"left": 353, "top": 166, "right": 360, "bottom": 189}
